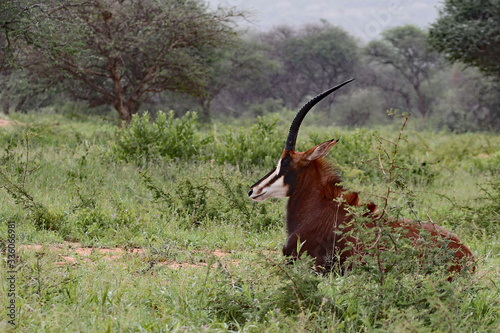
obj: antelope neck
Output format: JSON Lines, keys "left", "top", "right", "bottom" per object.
{"left": 285, "top": 160, "right": 342, "bottom": 235}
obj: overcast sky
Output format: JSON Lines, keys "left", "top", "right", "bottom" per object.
{"left": 208, "top": 0, "right": 443, "bottom": 41}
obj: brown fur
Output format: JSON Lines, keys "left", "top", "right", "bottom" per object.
{"left": 281, "top": 152, "right": 475, "bottom": 277}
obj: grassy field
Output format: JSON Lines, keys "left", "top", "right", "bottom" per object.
{"left": 0, "top": 110, "right": 499, "bottom": 332}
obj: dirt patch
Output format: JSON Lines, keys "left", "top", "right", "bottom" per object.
{"left": 20, "top": 242, "right": 237, "bottom": 269}
{"left": 0, "top": 119, "right": 23, "bottom": 127}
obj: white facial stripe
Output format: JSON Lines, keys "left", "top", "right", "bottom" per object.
{"left": 275, "top": 159, "right": 282, "bottom": 176}
{"left": 266, "top": 176, "right": 288, "bottom": 197}
{"left": 250, "top": 174, "right": 289, "bottom": 201}
{"left": 249, "top": 157, "right": 290, "bottom": 201}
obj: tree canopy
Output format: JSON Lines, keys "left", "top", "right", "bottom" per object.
{"left": 0, "top": 1, "right": 38, "bottom": 72}
{"left": 366, "top": 25, "right": 442, "bottom": 118}
{"left": 1, "top": 3, "right": 498, "bottom": 131}
{"left": 259, "top": 21, "right": 359, "bottom": 109}
{"left": 22, "top": 0, "right": 243, "bottom": 123}
{"left": 429, "top": 0, "right": 500, "bottom": 78}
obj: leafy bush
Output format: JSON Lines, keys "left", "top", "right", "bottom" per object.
{"left": 211, "top": 250, "right": 489, "bottom": 331}
{"left": 332, "top": 87, "right": 387, "bottom": 127}
{"left": 319, "top": 272, "right": 498, "bottom": 331}
{"left": 245, "top": 98, "right": 284, "bottom": 117}
{"left": 62, "top": 204, "right": 141, "bottom": 241}
{"left": 211, "top": 115, "right": 283, "bottom": 170}
{"left": 212, "top": 256, "right": 325, "bottom": 326}
{"left": 464, "top": 177, "right": 500, "bottom": 233}
{"left": 140, "top": 167, "right": 281, "bottom": 231}
{"left": 112, "top": 111, "right": 211, "bottom": 164}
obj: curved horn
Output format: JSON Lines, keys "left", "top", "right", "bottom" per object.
{"left": 285, "top": 78, "right": 355, "bottom": 151}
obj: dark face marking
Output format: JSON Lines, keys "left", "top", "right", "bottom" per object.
{"left": 248, "top": 153, "right": 294, "bottom": 201}
{"left": 250, "top": 169, "right": 276, "bottom": 190}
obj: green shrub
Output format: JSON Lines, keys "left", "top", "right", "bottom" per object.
{"left": 463, "top": 177, "right": 500, "bottom": 233}
{"left": 112, "top": 111, "right": 211, "bottom": 164}
{"left": 140, "top": 167, "right": 282, "bottom": 231}
{"left": 212, "top": 114, "right": 283, "bottom": 170}
{"left": 212, "top": 255, "right": 325, "bottom": 326}
{"left": 245, "top": 98, "right": 284, "bottom": 117}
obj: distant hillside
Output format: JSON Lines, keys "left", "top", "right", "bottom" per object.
{"left": 208, "top": 0, "right": 441, "bottom": 41}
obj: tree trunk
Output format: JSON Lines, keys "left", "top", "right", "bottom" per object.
{"left": 115, "top": 98, "right": 139, "bottom": 126}
{"left": 400, "top": 90, "right": 412, "bottom": 112}
{"left": 2, "top": 98, "right": 9, "bottom": 115}
{"left": 15, "top": 95, "right": 28, "bottom": 112}
{"left": 414, "top": 84, "right": 427, "bottom": 119}
{"left": 199, "top": 97, "right": 212, "bottom": 120}
{"left": 118, "top": 107, "right": 132, "bottom": 126}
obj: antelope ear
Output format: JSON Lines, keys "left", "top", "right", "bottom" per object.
{"left": 304, "top": 139, "right": 338, "bottom": 161}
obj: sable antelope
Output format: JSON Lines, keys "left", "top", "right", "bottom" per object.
{"left": 249, "top": 79, "right": 474, "bottom": 276}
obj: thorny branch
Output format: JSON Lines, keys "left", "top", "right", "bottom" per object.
{"left": 363, "top": 112, "right": 416, "bottom": 274}
{"left": 374, "top": 112, "right": 411, "bottom": 223}
{"left": 0, "top": 133, "right": 40, "bottom": 210}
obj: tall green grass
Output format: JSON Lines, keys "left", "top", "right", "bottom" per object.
{"left": 0, "top": 110, "right": 499, "bottom": 331}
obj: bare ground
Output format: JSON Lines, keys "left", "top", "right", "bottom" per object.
{"left": 19, "top": 242, "right": 240, "bottom": 269}
{"left": 15, "top": 243, "right": 499, "bottom": 282}
{"left": 0, "top": 119, "right": 23, "bottom": 127}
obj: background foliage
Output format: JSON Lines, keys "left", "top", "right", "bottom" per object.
{"left": 429, "top": 0, "right": 500, "bottom": 78}
{"left": 1, "top": 0, "right": 500, "bottom": 130}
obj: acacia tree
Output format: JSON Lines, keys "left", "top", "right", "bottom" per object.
{"left": 285, "top": 21, "right": 359, "bottom": 96}
{"left": 429, "top": 0, "right": 500, "bottom": 79}
{"left": 1, "top": 2, "right": 18, "bottom": 73}
{"left": 0, "top": 1, "right": 42, "bottom": 114}
{"left": 197, "top": 37, "right": 278, "bottom": 118}
{"left": 366, "top": 25, "right": 442, "bottom": 118}
{"left": 260, "top": 21, "right": 359, "bottom": 109}
{"left": 24, "top": 0, "right": 243, "bottom": 123}
{"left": 0, "top": 1, "right": 35, "bottom": 72}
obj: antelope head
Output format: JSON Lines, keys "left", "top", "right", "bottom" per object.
{"left": 248, "top": 79, "right": 354, "bottom": 202}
